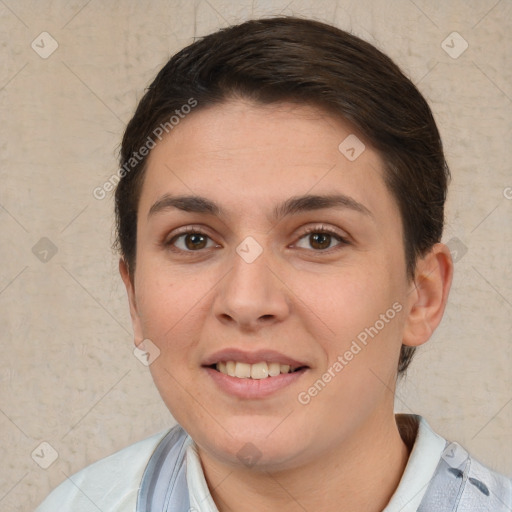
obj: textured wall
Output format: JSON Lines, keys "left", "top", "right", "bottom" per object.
{"left": 0, "top": 1, "right": 510, "bottom": 510}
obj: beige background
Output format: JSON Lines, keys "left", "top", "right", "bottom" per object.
{"left": 0, "top": 0, "right": 510, "bottom": 510}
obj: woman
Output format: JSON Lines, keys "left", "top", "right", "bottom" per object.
{"left": 36, "top": 15, "right": 511, "bottom": 512}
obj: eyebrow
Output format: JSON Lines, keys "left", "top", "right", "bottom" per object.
{"left": 148, "top": 193, "right": 373, "bottom": 220}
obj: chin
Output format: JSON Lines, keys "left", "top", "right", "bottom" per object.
{"left": 191, "top": 415, "right": 312, "bottom": 470}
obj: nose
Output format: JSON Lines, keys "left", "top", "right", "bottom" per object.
{"left": 212, "top": 244, "right": 291, "bottom": 332}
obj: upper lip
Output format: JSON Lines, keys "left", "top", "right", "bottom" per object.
{"left": 202, "top": 348, "right": 309, "bottom": 368}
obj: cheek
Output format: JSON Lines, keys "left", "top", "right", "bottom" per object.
{"left": 135, "top": 269, "right": 210, "bottom": 418}
{"left": 134, "top": 265, "right": 209, "bottom": 354}
{"left": 302, "top": 263, "right": 403, "bottom": 338}
{"left": 307, "top": 269, "right": 407, "bottom": 391}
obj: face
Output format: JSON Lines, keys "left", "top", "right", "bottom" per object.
{"left": 123, "top": 99, "right": 417, "bottom": 471}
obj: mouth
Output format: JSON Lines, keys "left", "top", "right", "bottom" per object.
{"left": 202, "top": 349, "right": 310, "bottom": 398}
{"left": 209, "top": 361, "right": 308, "bottom": 380}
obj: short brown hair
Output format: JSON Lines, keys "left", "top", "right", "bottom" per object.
{"left": 115, "top": 16, "right": 450, "bottom": 373}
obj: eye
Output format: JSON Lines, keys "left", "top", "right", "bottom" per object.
{"left": 164, "top": 225, "right": 348, "bottom": 254}
{"left": 165, "top": 227, "right": 219, "bottom": 252}
{"left": 295, "top": 225, "right": 349, "bottom": 251}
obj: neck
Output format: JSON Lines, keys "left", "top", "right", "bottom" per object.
{"left": 198, "top": 411, "right": 411, "bottom": 512}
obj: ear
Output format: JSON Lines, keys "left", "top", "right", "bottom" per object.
{"left": 402, "top": 243, "right": 453, "bottom": 347}
{"left": 119, "top": 258, "right": 144, "bottom": 346}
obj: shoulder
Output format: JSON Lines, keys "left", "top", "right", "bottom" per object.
{"left": 459, "top": 448, "right": 512, "bottom": 511}
{"left": 35, "top": 426, "right": 179, "bottom": 512}
{"left": 396, "top": 415, "right": 511, "bottom": 512}
{"left": 421, "top": 438, "right": 512, "bottom": 511}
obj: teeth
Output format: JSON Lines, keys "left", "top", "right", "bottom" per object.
{"left": 280, "top": 364, "right": 290, "bottom": 374}
{"left": 251, "top": 362, "right": 268, "bottom": 379}
{"left": 235, "top": 362, "right": 251, "bottom": 378}
{"left": 268, "top": 362, "right": 281, "bottom": 377}
{"left": 215, "top": 361, "right": 299, "bottom": 379}
{"left": 226, "top": 361, "right": 236, "bottom": 377}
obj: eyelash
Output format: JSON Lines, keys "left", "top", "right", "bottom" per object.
{"left": 296, "top": 225, "right": 349, "bottom": 251}
{"left": 164, "top": 224, "right": 349, "bottom": 255}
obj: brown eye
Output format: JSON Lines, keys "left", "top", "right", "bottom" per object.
{"left": 167, "top": 231, "right": 217, "bottom": 252}
{"left": 295, "top": 226, "right": 349, "bottom": 252}
{"left": 309, "top": 232, "right": 332, "bottom": 250}
{"left": 183, "top": 233, "right": 208, "bottom": 250}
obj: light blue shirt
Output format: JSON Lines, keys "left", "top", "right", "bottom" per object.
{"left": 35, "top": 415, "right": 512, "bottom": 511}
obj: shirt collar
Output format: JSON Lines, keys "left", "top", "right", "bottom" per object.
{"left": 184, "top": 414, "right": 447, "bottom": 512}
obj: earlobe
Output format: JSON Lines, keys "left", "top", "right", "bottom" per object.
{"left": 119, "top": 258, "right": 145, "bottom": 345}
{"left": 402, "top": 243, "right": 453, "bottom": 347}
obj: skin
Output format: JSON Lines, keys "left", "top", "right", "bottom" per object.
{"left": 120, "top": 99, "right": 453, "bottom": 511}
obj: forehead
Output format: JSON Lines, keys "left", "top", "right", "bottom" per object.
{"left": 139, "top": 99, "right": 399, "bottom": 224}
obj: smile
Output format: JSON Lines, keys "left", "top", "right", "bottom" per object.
{"left": 202, "top": 349, "right": 310, "bottom": 398}
{"left": 214, "top": 361, "right": 305, "bottom": 379}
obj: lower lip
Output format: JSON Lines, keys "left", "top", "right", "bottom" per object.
{"left": 204, "top": 367, "right": 308, "bottom": 399}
